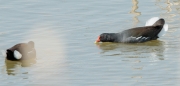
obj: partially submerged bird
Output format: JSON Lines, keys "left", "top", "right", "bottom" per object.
{"left": 1, "top": 41, "right": 36, "bottom": 61}
{"left": 95, "top": 17, "right": 168, "bottom": 43}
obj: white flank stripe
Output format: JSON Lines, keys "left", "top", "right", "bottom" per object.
{"left": 14, "top": 50, "right": 22, "bottom": 59}
{"left": 136, "top": 36, "right": 142, "bottom": 40}
{"left": 142, "top": 37, "right": 146, "bottom": 39}
{"left": 145, "top": 17, "right": 160, "bottom": 26}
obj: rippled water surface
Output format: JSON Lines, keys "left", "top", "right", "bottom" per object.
{"left": 0, "top": 0, "right": 180, "bottom": 86}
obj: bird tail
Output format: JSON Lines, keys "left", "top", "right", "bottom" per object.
{"left": 14, "top": 50, "right": 22, "bottom": 59}
{"left": 145, "top": 17, "right": 168, "bottom": 37}
{"left": 1, "top": 50, "right": 7, "bottom": 58}
{"left": 145, "top": 17, "right": 160, "bottom": 26}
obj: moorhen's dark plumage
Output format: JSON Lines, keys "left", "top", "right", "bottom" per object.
{"left": 2, "top": 41, "right": 36, "bottom": 61}
{"left": 95, "top": 17, "right": 168, "bottom": 43}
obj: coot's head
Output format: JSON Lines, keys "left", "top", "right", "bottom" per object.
{"left": 28, "top": 41, "right": 35, "bottom": 48}
{"left": 95, "top": 33, "right": 116, "bottom": 43}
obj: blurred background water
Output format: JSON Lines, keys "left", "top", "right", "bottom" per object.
{"left": 0, "top": 0, "right": 180, "bottom": 86}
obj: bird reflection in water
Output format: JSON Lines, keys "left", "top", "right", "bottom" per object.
{"left": 95, "top": 40, "right": 165, "bottom": 81}
{"left": 130, "top": 0, "right": 141, "bottom": 27}
{"left": 95, "top": 40, "right": 165, "bottom": 61}
{"left": 5, "top": 59, "right": 36, "bottom": 76}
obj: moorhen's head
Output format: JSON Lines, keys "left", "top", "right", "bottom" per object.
{"left": 95, "top": 33, "right": 116, "bottom": 43}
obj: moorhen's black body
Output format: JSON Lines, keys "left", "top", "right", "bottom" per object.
{"left": 95, "top": 17, "right": 168, "bottom": 43}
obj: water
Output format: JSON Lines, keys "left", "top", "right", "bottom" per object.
{"left": 0, "top": 0, "right": 180, "bottom": 86}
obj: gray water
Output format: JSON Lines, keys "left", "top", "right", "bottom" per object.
{"left": 0, "top": 0, "right": 180, "bottom": 86}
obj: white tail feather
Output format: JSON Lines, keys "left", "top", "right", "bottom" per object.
{"left": 145, "top": 17, "right": 168, "bottom": 37}
{"left": 145, "top": 17, "right": 160, "bottom": 26}
{"left": 158, "top": 24, "right": 168, "bottom": 37}
{"left": 1, "top": 50, "right": 7, "bottom": 58}
{"left": 14, "top": 50, "right": 22, "bottom": 59}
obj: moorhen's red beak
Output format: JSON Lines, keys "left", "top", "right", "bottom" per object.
{"left": 94, "top": 36, "right": 100, "bottom": 43}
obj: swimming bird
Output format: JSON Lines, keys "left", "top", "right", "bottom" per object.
{"left": 95, "top": 17, "right": 168, "bottom": 43}
{"left": 1, "top": 41, "right": 36, "bottom": 61}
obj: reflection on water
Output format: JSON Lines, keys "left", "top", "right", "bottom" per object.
{"left": 95, "top": 40, "right": 166, "bottom": 82}
{"left": 1, "top": 0, "right": 180, "bottom": 85}
{"left": 166, "top": 0, "right": 173, "bottom": 12}
{"left": 130, "top": 0, "right": 141, "bottom": 26}
{"left": 156, "top": 0, "right": 173, "bottom": 13}
{"left": 5, "top": 59, "right": 36, "bottom": 75}
{"left": 96, "top": 40, "right": 165, "bottom": 60}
